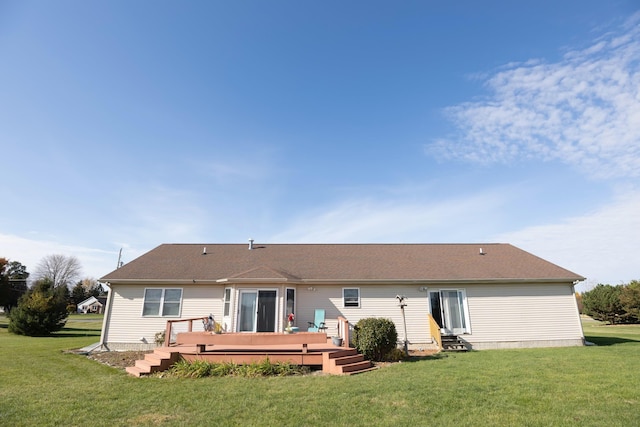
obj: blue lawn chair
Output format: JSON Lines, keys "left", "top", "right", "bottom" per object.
{"left": 307, "top": 309, "right": 327, "bottom": 333}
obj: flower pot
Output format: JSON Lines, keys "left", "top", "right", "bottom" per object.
{"left": 332, "top": 337, "right": 343, "bottom": 346}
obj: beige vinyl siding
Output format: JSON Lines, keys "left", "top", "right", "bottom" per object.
{"left": 104, "top": 284, "right": 224, "bottom": 349}
{"left": 464, "top": 283, "right": 583, "bottom": 348}
{"left": 296, "top": 285, "right": 431, "bottom": 345}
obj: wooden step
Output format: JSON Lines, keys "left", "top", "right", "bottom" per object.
{"left": 337, "top": 360, "right": 373, "bottom": 374}
{"left": 125, "top": 366, "right": 146, "bottom": 377}
{"left": 343, "top": 365, "right": 378, "bottom": 375}
{"left": 326, "top": 348, "right": 359, "bottom": 359}
{"left": 332, "top": 354, "right": 365, "bottom": 365}
{"left": 126, "top": 348, "right": 181, "bottom": 377}
{"left": 441, "top": 335, "right": 468, "bottom": 352}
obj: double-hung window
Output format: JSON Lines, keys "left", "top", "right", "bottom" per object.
{"left": 142, "top": 288, "right": 183, "bottom": 317}
{"left": 343, "top": 288, "right": 360, "bottom": 308}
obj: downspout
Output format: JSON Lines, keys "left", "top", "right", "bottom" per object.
{"left": 99, "top": 284, "right": 114, "bottom": 350}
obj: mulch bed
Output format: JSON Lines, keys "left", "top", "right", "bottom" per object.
{"left": 86, "top": 348, "right": 440, "bottom": 371}
{"left": 87, "top": 351, "right": 152, "bottom": 370}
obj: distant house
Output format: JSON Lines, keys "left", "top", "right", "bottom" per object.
{"left": 77, "top": 296, "right": 107, "bottom": 314}
{"left": 99, "top": 243, "right": 585, "bottom": 351}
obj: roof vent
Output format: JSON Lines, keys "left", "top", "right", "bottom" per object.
{"left": 248, "top": 239, "right": 254, "bottom": 250}
{"left": 479, "top": 247, "right": 485, "bottom": 255}
{"left": 202, "top": 247, "right": 207, "bottom": 255}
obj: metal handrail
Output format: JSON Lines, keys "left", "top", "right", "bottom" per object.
{"left": 337, "top": 316, "right": 350, "bottom": 347}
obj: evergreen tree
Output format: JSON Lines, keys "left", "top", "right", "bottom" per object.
{"left": 582, "top": 284, "right": 626, "bottom": 324}
{"left": 8, "top": 279, "right": 68, "bottom": 336}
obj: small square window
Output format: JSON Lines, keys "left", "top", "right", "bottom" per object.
{"left": 343, "top": 288, "right": 360, "bottom": 308}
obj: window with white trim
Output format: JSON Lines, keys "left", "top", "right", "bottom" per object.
{"left": 142, "top": 288, "right": 183, "bottom": 317}
{"left": 343, "top": 288, "right": 360, "bottom": 308}
{"left": 223, "top": 288, "right": 232, "bottom": 317}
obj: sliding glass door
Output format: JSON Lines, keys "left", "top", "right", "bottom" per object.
{"left": 238, "top": 289, "right": 277, "bottom": 332}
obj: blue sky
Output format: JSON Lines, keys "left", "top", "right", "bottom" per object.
{"left": 1, "top": 1, "right": 638, "bottom": 291}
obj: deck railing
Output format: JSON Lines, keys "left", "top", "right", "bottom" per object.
{"left": 164, "top": 316, "right": 209, "bottom": 347}
{"left": 427, "top": 313, "right": 442, "bottom": 350}
{"left": 337, "top": 316, "right": 350, "bottom": 347}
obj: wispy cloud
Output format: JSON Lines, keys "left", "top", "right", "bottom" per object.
{"left": 114, "top": 184, "right": 207, "bottom": 244}
{"left": 0, "top": 233, "right": 119, "bottom": 281}
{"left": 493, "top": 189, "right": 640, "bottom": 290}
{"left": 270, "top": 189, "right": 510, "bottom": 243}
{"left": 428, "top": 13, "right": 640, "bottom": 180}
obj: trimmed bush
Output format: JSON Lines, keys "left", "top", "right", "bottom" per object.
{"left": 353, "top": 317, "right": 398, "bottom": 362}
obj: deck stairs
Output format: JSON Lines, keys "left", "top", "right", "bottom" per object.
{"left": 125, "top": 347, "right": 181, "bottom": 377}
{"left": 323, "top": 348, "right": 376, "bottom": 375}
{"left": 441, "top": 335, "right": 469, "bottom": 352}
{"left": 125, "top": 345, "right": 375, "bottom": 377}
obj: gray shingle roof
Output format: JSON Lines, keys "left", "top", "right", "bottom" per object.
{"left": 100, "top": 243, "right": 584, "bottom": 284}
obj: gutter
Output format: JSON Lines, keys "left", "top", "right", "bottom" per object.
{"left": 103, "top": 277, "right": 584, "bottom": 286}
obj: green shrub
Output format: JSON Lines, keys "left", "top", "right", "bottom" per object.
{"left": 353, "top": 317, "right": 398, "bottom": 362}
{"left": 166, "top": 358, "right": 306, "bottom": 378}
{"left": 8, "top": 279, "right": 68, "bottom": 336}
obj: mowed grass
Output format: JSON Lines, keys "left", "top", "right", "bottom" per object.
{"left": 0, "top": 315, "right": 639, "bottom": 427}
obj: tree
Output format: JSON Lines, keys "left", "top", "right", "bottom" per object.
{"left": 619, "top": 280, "right": 640, "bottom": 323}
{"left": 70, "top": 281, "right": 88, "bottom": 307}
{"left": 8, "top": 278, "right": 68, "bottom": 336}
{"left": 582, "top": 284, "right": 626, "bottom": 324}
{"left": 0, "top": 259, "right": 30, "bottom": 313}
{"left": 33, "top": 254, "right": 82, "bottom": 288}
{"left": 575, "top": 292, "right": 583, "bottom": 314}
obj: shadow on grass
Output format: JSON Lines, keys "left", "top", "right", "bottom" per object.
{"left": 405, "top": 352, "right": 450, "bottom": 362}
{"left": 584, "top": 336, "right": 640, "bottom": 346}
{"left": 52, "top": 331, "right": 101, "bottom": 337}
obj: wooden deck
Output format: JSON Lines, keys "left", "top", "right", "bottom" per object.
{"left": 126, "top": 331, "right": 375, "bottom": 377}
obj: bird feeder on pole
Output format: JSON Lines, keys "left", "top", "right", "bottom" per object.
{"left": 396, "top": 295, "right": 409, "bottom": 357}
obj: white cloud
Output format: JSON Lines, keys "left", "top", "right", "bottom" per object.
{"left": 493, "top": 190, "right": 640, "bottom": 291}
{"left": 0, "top": 233, "right": 122, "bottom": 282}
{"left": 429, "top": 13, "right": 640, "bottom": 180}
{"left": 270, "top": 189, "right": 510, "bottom": 243}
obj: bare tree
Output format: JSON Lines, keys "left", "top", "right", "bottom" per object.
{"left": 34, "top": 254, "right": 82, "bottom": 288}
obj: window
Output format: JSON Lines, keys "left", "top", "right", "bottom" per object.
{"left": 142, "top": 288, "right": 182, "bottom": 317}
{"left": 223, "top": 288, "right": 232, "bottom": 317}
{"left": 343, "top": 288, "right": 360, "bottom": 308}
{"left": 286, "top": 288, "right": 295, "bottom": 318}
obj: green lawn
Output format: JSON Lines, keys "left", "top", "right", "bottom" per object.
{"left": 0, "top": 314, "right": 638, "bottom": 426}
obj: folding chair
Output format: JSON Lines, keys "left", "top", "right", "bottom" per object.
{"left": 307, "top": 309, "right": 328, "bottom": 333}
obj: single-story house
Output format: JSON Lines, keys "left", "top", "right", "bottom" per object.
{"left": 77, "top": 296, "right": 107, "bottom": 314}
{"left": 98, "top": 242, "right": 585, "bottom": 351}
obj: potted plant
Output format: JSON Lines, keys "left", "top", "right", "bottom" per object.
{"left": 285, "top": 313, "right": 295, "bottom": 333}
